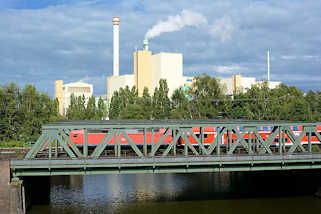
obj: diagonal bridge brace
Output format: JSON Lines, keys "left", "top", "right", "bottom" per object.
{"left": 228, "top": 127, "right": 253, "bottom": 155}
{"left": 285, "top": 126, "right": 306, "bottom": 153}
{"left": 150, "top": 128, "right": 173, "bottom": 157}
{"left": 257, "top": 127, "right": 280, "bottom": 154}
{"left": 90, "top": 130, "right": 115, "bottom": 158}
{"left": 162, "top": 129, "right": 183, "bottom": 157}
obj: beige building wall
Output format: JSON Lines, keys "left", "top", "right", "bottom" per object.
{"left": 219, "top": 77, "right": 233, "bottom": 95}
{"left": 134, "top": 50, "right": 152, "bottom": 96}
{"left": 232, "top": 74, "right": 242, "bottom": 94}
{"left": 107, "top": 74, "right": 134, "bottom": 101}
{"left": 256, "top": 81, "right": 281, "bottom": 89}
{"left": 240, "top": 77, "right": 257, "bottom": 92}
{"left": 54, "top": 80, "right": 64, "bottom": 115}
{"left": 62, "top": 82, "right": 93, "bottom": 115}
{"left": 151, "top": 52, "right": 183, "bottom": 97}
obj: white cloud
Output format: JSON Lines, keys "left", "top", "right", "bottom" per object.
{"left": 215, "top": 65, "right": 243, "bottom": 74}
{"left": 281, "top": 55, "right": 320, "bottom": 61}
{"left": 209, "top": 16, "right": 236, "bottom": 42}
{"left": 280, "top": 55, "right": 297, "bottom": 60}
{"left": 1, "top": 0, "right": 321, "bottom": 95}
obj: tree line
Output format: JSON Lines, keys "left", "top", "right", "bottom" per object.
{"left": 0, "top": 83, "right": 107, "bottom": 143}
{"left": 1, "top": 76, "right": 320, "bottom": 143}
{"left": 66, "top": 94, "right": 107, "bottom": 120}
{"left": 0, "top": 83, "right": 61, "bottom": 142}
{"left": 109, "top": 74, "right": 321, "bottom": 121}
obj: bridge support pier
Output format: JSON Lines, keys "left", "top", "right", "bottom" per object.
{"left": 0, "top": 160, "right": 25, "bottom": 214}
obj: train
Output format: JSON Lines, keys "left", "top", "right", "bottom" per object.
{"left": 69, "top": 125, "right": 321, "bottom": 147}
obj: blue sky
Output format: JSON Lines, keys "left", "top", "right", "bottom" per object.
{"left": 0, "top": 0, "right": 320, "bottom": 96}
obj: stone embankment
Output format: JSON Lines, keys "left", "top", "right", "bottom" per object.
{"left": 0, "top": 152, "right": 27, "bottom": 214}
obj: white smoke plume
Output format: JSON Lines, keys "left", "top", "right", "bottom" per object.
{"left": 145, "top": 9, "right": 207, "bottom": 39}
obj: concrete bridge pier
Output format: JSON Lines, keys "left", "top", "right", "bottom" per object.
{"left": 0, "top": 160, "right": 25, "bottom": 214}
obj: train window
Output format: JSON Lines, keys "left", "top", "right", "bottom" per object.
{"left": 293, "top": 126, "right": 299, "bottom": 131}
{"left": 239, "top": 127, "right": 244, "bottom": 131}
{"left": 263, "top": 127, "right": 268, "bottom": 131}
{"left": 274, "top": 138, "right": 279, "bottom": 142}
{"left": 73, "top": 134, "right": 78, "bottom": 138}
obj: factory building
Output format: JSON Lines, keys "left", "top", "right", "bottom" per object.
{"left": 107, "top": 45, "right": 190, "bottom": 100}
{"left": 219, "top": 74, "right": 281, "bottom": 95}
{"left": 151, "top": 52, "right": 184, "bottom": 96}
{"left": 54, "top": 80, "right": 93, "bottom": 116}
{"left": 107, "top": 74, "right": 134, "bottom": 99}
{"left": 107, "top": 16, "right": 191, "bottom": 100}
{"left": 106, "top": 16, "right": 281, "bottom": 101}
{"left": 134, "top": 47, "right": 152, "bottom": 96}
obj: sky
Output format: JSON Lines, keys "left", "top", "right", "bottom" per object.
{"left": 0, "top": 0, "right": 320, "bottom": 97}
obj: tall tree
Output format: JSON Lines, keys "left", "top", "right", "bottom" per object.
{"left": 170, "top": 87, "right": 193, "bottom": 119}
{"left": 152, "top": 79, "right": 171, "bottom": 119}
{"left": 190, "top": 74, "right": 228, "bottom": 119}
{"left": 85, "top": 96, "right": 96, "bottom": 119}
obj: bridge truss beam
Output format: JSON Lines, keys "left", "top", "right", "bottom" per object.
{"left": 23, "top": 120, "right": 321, "bottom": 160}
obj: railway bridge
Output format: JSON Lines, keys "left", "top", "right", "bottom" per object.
{"left": 2, "top": 120, "right": 321, "bottom": 213}
{"left": 9, "top": 120, "right": 321, "bottom": 176}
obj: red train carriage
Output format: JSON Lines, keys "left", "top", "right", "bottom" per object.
{"left": 69, "top": 125, "right": 321, "bottom": 147}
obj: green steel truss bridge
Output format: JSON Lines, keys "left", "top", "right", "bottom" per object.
{"left": 10, "top": 120, "right": 321, "bottom": 177}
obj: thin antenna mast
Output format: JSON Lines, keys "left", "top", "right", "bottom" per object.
{"left": 267, "top": 50, "right": 270, "bottom": 83}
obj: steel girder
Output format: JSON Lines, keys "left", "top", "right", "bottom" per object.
{"left": 24, "top": 120, "right": 321, "bottom": 160}
{"left": 11, "top": 154, "right": 321, "bottom": 176}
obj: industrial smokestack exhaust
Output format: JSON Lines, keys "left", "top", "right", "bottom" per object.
{"left": 113, "top": 17, "right": 119, "bottom": 76}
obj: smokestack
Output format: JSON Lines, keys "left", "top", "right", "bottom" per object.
{"left": 267, "top": 50, "right": 270, "bottom": 83}
{"left": 113, "top": 17, "right": 119, "bottom": 76}
{"left": 143, "top": 39, "right": 149, "bottom": 51}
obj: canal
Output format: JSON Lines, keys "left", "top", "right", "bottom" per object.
{"left": 27, "top": 170, "right": 321, "bottom": 214}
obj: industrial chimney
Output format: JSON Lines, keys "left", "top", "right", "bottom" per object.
{"left": 143, "top": 39, "right": 149, "bottom": 51}
{"left": 113, "top": 17, "right": 119, "bottom": 76}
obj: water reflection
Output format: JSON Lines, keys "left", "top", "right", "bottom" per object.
{"left": 29, "top": 170, "right": 321, "bottom": 214}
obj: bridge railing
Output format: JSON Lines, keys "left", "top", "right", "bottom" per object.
{"left": 24, "top": 120, "right": 321, "bottom": 160}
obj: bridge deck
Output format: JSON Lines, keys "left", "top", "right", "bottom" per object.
{"left": 11, "top": 153, "right": 321, "bottom": 176}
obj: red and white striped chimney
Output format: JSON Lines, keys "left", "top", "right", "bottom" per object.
{"left": 113, "top": 17, "right": 119, "bottom": 76}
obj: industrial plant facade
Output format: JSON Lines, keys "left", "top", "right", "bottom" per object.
{"left": 54, "top": 16, "right": 282, "bottom": 117}
{"left": 54, "top": 80, "right": 93, "bottom": 116}
{"left": 107, "top": 49, "right": 192, "bottom": 100}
